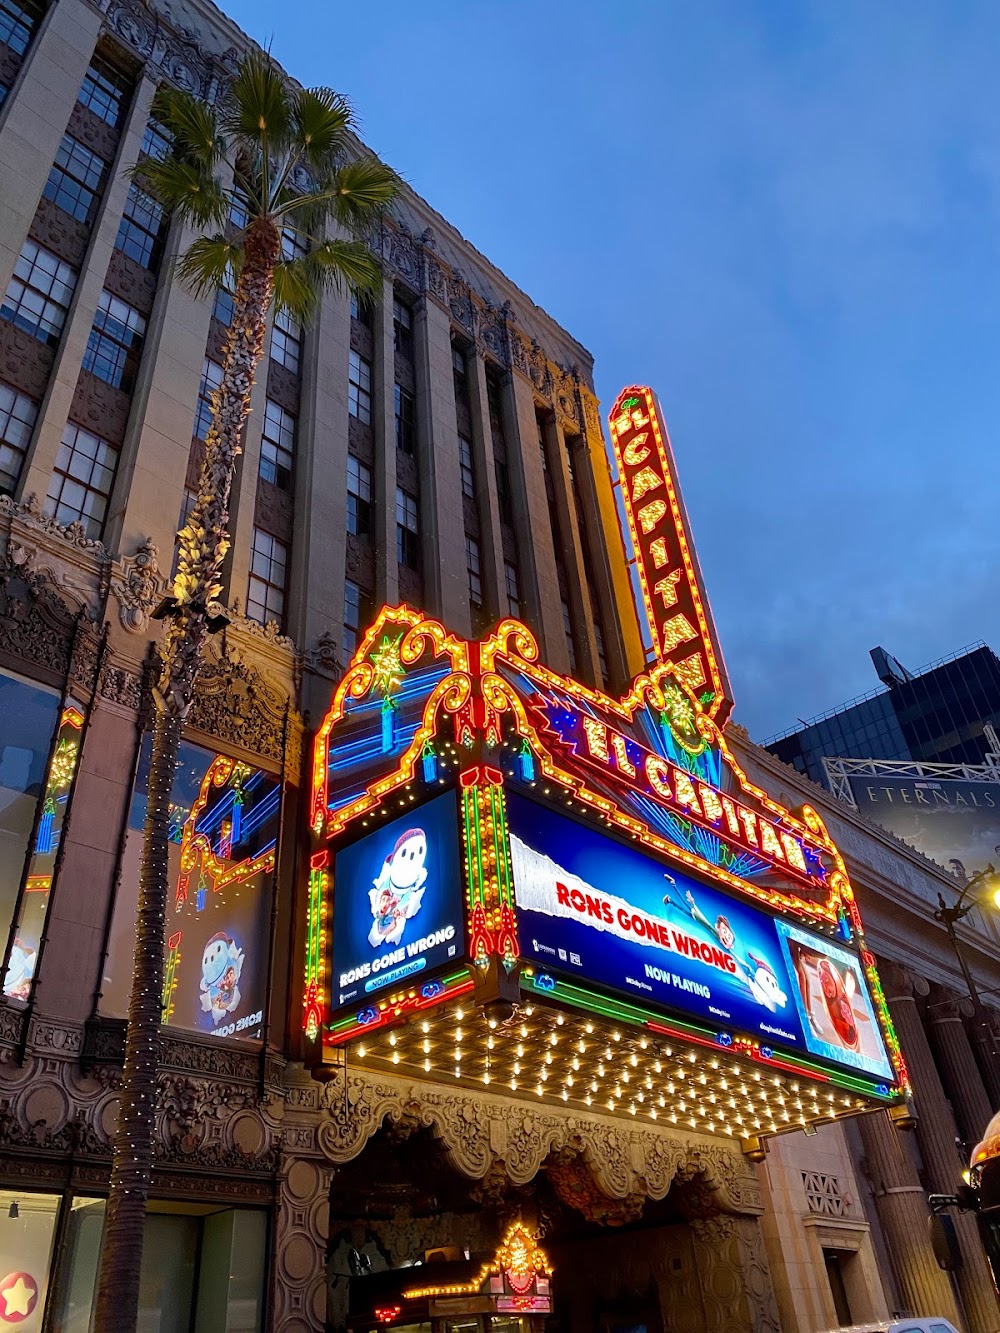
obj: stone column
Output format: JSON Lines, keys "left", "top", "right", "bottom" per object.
{"left": 504, "top": 369, "right": 565, "bottom": 667}
{"left": 886, "top": 966, "right": 999, "bottom": 1333}
{"left": 926, "top": 987, "right": 995, "bottom": 1151}
{"left": 19, "top": 73, "right": 157, "bottom": 500}
{"left": 285, "top": 282, "right": 350, "bottom": 670}
{"left": 543, "top": 412, "right": 602, "bottom": 684}
{"left": 373, "top": 275, "right": 398, "bottom": 609}
{"left": 856, "top": 1106, "right": 962, "bottom": 1321}
{"left": 413, "top": 293, "right": 468, "bottom": 632}
{"left": 689, "top": 1214, "right": 781, "bottom": 1333}
{"left": 273, "top": 1154, "right": 334, "bottom": 1333}
{"left": 466, "top": 350, "right": 506, "bottom": 622}
{"left": 0, "top": 0, "right": 102, "bottom": 295}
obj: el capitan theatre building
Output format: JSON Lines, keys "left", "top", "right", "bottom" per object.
{"left": 305, "top": 388, "right": 912, "bottom": 1333}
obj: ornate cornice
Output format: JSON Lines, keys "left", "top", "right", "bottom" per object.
{"left": 313, "top": 1068, "right": 761, "bottom": 1217}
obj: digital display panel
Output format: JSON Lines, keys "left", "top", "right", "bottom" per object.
{"left": 508, "top": 793, "right": 893, "bottom": 1081}
{"left": 331, "top": 791, "right": 466, "bottom": 1011}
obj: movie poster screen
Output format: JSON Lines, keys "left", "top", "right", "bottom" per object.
{"left": 507, "top": 793, "right": 893, "bottom": 1082}
{"left": 845, "top": 772, "right": 1000, "bottom": 884}
{"left": 102, "top": 738, "right": 280, "bottom": 1041}
{"left": 331, "top": 792, "right": 465, "bottom": 1012}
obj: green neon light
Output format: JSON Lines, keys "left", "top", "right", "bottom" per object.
{"left": 525, "top": 972, "right": 896, "bottom": 1100}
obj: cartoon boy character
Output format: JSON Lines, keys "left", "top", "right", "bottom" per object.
{"left": 368, "top": 828, "right": 428, "bottom": 948}
{"left": 664, "top": 885, "right": 788, "bottom": 1013}
{"left": 199, "top": 932, "right": 245, "bottom": 1023}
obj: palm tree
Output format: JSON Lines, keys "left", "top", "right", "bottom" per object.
{"left": 93, "top": 50, "right": 398, "bottom": 1332}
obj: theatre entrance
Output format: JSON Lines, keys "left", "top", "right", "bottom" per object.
{"left": 320, "top": 1072, "right": 781, "bottom": 1333}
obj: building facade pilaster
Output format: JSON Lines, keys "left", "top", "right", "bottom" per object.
{"left": 0, "top": 0, "right": 102, "bottom": 296}
{"left": 925, "top": 986, "right": 995, "bottom": 1151}
{"left": 465, "top": 348, "right": 506, "bottom": 623}
{"left": 886, "top": 965, "right": 1000, "bottom": 1333}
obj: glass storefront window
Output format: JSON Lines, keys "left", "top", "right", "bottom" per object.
{"left": 0, "top": 671, "right": 61, "bottom": 996}
{"left": 4, "top": 704, "right": 84, "bottom": 1000}
{"left": 47, "top": 1199, "right": 267, "bottom": 1331}
{"left": 0, "top": 1189, "right": 60, "bottom": 1327}
{"left": 101, "top": 737, "right": 280, "bottom": 1040}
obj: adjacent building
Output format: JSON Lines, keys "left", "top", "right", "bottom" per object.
{"left": 0, "top": 2, "right": 999, "bottom": 1332}
{"left": 766, "top": 643, "right": 1000, "bottom": 785}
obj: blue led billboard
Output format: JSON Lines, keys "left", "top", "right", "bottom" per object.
{"left": 331, "top": 791, "right": 465, "bottom": 1011}
{"left": 508, "top": 792, "right": 892, "bottom": 1081}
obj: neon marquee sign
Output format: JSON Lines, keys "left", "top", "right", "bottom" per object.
{"left": 530, "top": 701, "right": 823, "bottom": 889}
{"left": 609, "top": 385, "right": 733, "bottom": 724}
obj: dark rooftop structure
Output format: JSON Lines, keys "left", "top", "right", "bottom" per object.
{"left": 763, "top": 643, "right": 1000, "bottom": 785}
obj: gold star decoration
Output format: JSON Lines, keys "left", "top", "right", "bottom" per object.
{"left": 370, "top": 633, "right": 404, "bottom": 698}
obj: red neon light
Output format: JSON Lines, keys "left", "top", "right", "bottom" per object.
{"left": 609, "top": 386, "right": 732, "bottom": 724}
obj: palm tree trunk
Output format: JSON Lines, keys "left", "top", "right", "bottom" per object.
{"left": 93, "top": 218, "right": 280, "bottom": 1333}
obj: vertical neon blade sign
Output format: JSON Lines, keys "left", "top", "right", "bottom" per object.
{"left": 608, "top": 386, "right": 733, "bottom": 726}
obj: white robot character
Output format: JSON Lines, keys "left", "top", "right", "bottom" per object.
{"left": 368, "top": 828, "right": 428, "bottom": 948}
{"left": 199, "top": 932, "right": 244, "bottom": 1022}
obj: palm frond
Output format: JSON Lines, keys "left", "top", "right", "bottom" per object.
{"left": 328, "top": 156, "right": 401, "bottom": 231}
{"left": 130, "top": 157, "right": 228, "bottom": 228}
{"left": 220, "top": 48, "right": 291, "bottom": 151}
{"left": 308, "top": 239, "right": 383, "bottom": 297}
{"left": 151, "top": 84, "right": 223, "bottom": 171}
{"left": 289, "top": 86, "right": 353, "bottom": 169}
{"left": 176, "top": 235, "right": 245, "bottom": 299}
{"left": 272, "top": 257, "right": 321, "bottom": 324}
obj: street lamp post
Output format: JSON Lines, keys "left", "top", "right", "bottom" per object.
{"left": 934, "top": 865, "right": 1000, "bottom": 1108}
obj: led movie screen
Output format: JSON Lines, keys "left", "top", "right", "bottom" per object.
{"left": 331, "top": 791, "right": 465, "bottom": 1011}
{"left": 508, "top": 792, "right": 893, "bottom": 1082}
{"left": 846, "top": 772, "right": 1000, "bottom": 883}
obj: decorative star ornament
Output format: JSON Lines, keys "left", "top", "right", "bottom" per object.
{"left": 369, "top": 633, "right": 404, "bottom": 698}
{"left": 0, "top": 1272, "right": 38, "bottom": 1322}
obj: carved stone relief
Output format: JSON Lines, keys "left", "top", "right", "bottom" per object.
{"left": 266, "top": 358, "right": 301, "bottom": 415}
{"left": 67, "top": 98, "right": 121, "bottom": 164}
{"left": 29, "top": 196, "right": 90, "bottom": 269}
{"left": 0, "top": 314, "right": 55, "bottom": 401}
{"left": 70, "top": 368, "right": 131, "bottom": 447}
{"left": 110, "top": 537, "right": 165, "bottom": 632}
{"left": 105, "top": 247, "right": 159, "bottom": 318}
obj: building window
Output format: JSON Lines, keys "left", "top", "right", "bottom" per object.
{"left": 0, "top": 0, "right": 44, "bottom": 56}
{"left": 1, "top": 241, "right": 76, "bottom": 346}
{"left": 458, "top": 434, "right": 475, "bottom": 499}
{"left": 271, "top": 307, "right": 301, "bottom": 374}
{"left": 396, "top": 487, "right": 419, "bottom": 570}
{"left": 452, "top": 345, "right": 467, "bottom": 398}
{"left": 347, "top": 455, "right": 372, "bottom": 537}
{"left": 45, "top": 423, "right": 117, "bottom": 537}
{"left": 115, "top": 184, "right": 165, "bottom": 269}
{"left": 495, "top": 459, "right": 513, "bottom": 525}
{"left": 82, "top": 290, "right": 146, "bottom": 392}
{"left": 350, "top": 290, "right": 372, "bottom": 327}
{"left": 562, "top": 598, "right": 577, "bottom": 673}
{"left": 281, "top": 227, "right": 307, "bottom": 261}
{"left": 43, "top": 134, "right": 107, "bottom": 224}
{"left": 247, "top": 528, "right": 287, "bottom": 627}
{"left": 77, "top": 55, "right": 129, "bottom": 128}
{"left": 211, "top": 283, "right": 233, "bottom": 326}
{"left": 343, "top": 579, "right": 373, "bottom": 663}
{"left": 193, "top": 359, "right": 223, "bottom": 440}
{"left": 394, "top": 384, "right": 415, "bottom": 454}
{"left": 505, "top": 561, "right": 520, "bottom": 618}
{"left": 228, "top": 192, "right": 249, "bottom": 230}
{"left": 0, "top": 384, "right": 36, "bottom": 495}
{"left": 348, "top": 350, "right": 371, "bottom": 424}
{"left": 466, "top": 534, "right": 482, "bottom": 608}
{"left": 140, "top": 117, "right": 172, "bottom": 161}
{"left": 393, "top": 298, "right": 413, "bottom": 359}
{"left": 259, "top": 399, "right": 295, "bottom": 491}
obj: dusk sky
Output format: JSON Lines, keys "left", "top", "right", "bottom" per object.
{"left": 229, "top": 0, "right": 1000, "bottom": 740}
